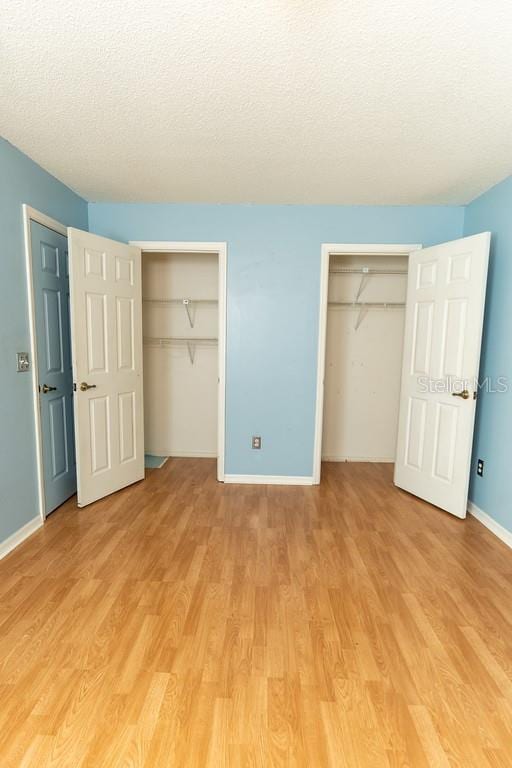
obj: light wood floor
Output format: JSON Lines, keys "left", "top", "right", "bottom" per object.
{"left": 1, "top": 461, "right": 512, "bottom": 767}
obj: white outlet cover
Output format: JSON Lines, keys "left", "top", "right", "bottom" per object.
{"left": 16, "top": 352, "right": 30, "bottom": 372}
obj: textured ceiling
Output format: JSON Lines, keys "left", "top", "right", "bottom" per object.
{"left": 1, "top": 0, "right": 512, "bottom": 204}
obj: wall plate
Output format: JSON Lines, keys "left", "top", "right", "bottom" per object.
{"left": 16, "top": 352, "right": 30, "bottom": 372}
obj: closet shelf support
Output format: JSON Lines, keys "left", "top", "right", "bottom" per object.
{"left": 355, "top": 306, "right": 369, "bottom": 331}
{"left": 355, "top": 267, "right": 370, "bottom": 302}
{"left": 182, "top": 299, "right": 194, "bottom": 329}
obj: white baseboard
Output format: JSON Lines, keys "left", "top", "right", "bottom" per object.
{"left": 145, "top": 448, "right": 217, "bottom": 458}
{"left": 223, "top": 474, "right": 314, "bottom": 486}
{"left": 322, "top": 455, "right": 395, "bottom": 463}
{"left": 0, "top": 515, "right": 43, "bottom": 561}
{"left": 467, "top": 501, "right": 512, "bottom": 550}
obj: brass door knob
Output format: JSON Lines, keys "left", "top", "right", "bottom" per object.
{"left": 41, "top": 384, "right": 57, "bottom": 394}
{"left": 452, "top": 389, "right": 469, "bottom": 400}
{"left": 80, "top": 382, "right": 97, "bottom": 392}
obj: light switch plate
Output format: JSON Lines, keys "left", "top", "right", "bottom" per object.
{"left": 16, "top": 352, "right": 30, "bottom": 372}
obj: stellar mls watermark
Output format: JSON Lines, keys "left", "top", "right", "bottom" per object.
{"left": 417, "top": 376, "right": 508, "bottom": 394}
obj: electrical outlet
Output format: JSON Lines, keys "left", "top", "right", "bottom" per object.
{"left": 252, "top": 436, "right": 261, "bottom": 449}
{"left": 477, "top": 459, "right": 484, "bottom": 477}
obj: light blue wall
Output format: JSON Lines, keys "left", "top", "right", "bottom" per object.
{"left": 464, "top": 176, "right": 512, "bottom": 533}
{"left": 89, "top": 202, "right": 464, "bottom": 477}
{"left": 5, "top": 132, "right": 510, "bottom": 540}
{"left": 0, "top": 138, "right": 88, "bottom": 543}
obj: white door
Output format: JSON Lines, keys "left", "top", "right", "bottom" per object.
{"left": 394, "top": 233, "right": 490, "bottom": 518}
{"left": 68, "top": 228, "right": 144, "bottom": 507}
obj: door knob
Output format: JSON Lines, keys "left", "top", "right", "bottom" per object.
{"left": 41, "top": 384, "right": 57, "bottom": 394}
{"left": 452, "top": 389, "right": 469, "bottom": 400}
{"left": 80, "top": 382, "right": 97, "bottom": 392}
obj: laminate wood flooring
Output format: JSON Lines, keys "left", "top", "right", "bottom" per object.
{"left": 1, "top": 460, "right": 511, "bottom": 767}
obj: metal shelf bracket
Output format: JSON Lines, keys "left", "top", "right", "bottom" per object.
{"left": 186, "top": 340, "right": 195, "bottom": 364}
{"left": 355, "top": 305, "right": 369, "bottom": 331}
{"left": 182, "top": 298, "right": 194, "bottom": 329}
{"left": 355, "top": 267, "right": 370, "bottom": 302}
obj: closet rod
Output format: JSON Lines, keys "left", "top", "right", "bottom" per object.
{"left": 142, "top": 298, "right": 218, "bottom": 305}
{"left": 328, "top": 301, "right": 405, "bottom": 308}
{"left": 144, "top": 335, "right": 218, "bottom": 364}
{"left": 329, "top": 268, "right": 407, "bottom": 275}
{"left": 144, "top": 336, "right": 218, "bottom": 344}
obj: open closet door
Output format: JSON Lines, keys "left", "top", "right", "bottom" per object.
{"left": 394, "top": 233, "right": 490, "bottom": 518}
{"left": 68, "top": 228, "right": 144, "bottom": 507}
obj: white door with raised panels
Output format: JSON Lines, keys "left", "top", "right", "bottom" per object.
{"left": 68, "top": 228, "right": 144, "bottom": 507}
{"left": 394, "top": 233, "right": 490, "bottom": 518}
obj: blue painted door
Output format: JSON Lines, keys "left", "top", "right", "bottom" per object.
{"left": 31, "top": 221, "right": 76, "bottom": 514}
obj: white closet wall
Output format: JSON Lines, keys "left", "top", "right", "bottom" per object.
{"left": 322, "top": 253, "right": 408, "bottom": 462}
{"left": 143, "top": 252, "right": 218, "bottom": 457}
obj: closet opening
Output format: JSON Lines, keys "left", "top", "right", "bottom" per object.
{"left": 135, "top": 242, "right": 227, "bottom": 481}
{"left": 313, "top": 243, "right": 420, "bottom": 483}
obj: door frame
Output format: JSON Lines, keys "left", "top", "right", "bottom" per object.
{"left": 23, "top": 204, "right": 69, "bottom": 522}
{"left": 130, "top": 240, "right": 227, "bottom": 481}
{"left": 313, "top": 243, "right": 422, "bottom": 484}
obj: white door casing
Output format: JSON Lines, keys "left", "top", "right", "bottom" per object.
{"left": 130, "top": 240, "right": 227, "bottom": 482}
{"left": 68, "top": 228, "right": 144, "bottom": 507}
{"left": 313, "top": 243, "right": 421, "bottom": 484}
{"left": 394, "top": 233, "right": 490, "bottom": 518}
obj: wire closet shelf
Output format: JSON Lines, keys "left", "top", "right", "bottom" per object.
{"left": 328, "top": 265, "right": 408, "bottom": 329}
{"left": 143, "top": 336, "right": 218, "bottom": 365}
{"left": 143, "top": 297, "right": 218, "bottom": 328}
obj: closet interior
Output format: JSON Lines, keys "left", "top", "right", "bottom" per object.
{"left": 142, "top": 251, "right": 219, "bottom": 461}
{"left": 322, "top": 252, "right": 409, "bottom": 463}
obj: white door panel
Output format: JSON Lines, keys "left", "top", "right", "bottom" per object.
{"left": 394, "top": 233, "right": 490, "bottom": 518}
{"left": 68, "top": 228, "right": 144, "bottom": 507}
